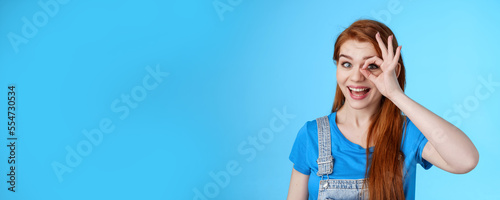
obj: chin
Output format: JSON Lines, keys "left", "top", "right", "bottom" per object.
{"left": 346, "top": 100, "right": 373, "bottom": 110}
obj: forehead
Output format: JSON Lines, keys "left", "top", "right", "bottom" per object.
{"left": 339, "top": 40, "right": 377, "bottom": 59}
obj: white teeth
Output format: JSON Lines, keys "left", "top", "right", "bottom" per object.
{"left": 348, "top": 87, "right": 368, "bottom": 92}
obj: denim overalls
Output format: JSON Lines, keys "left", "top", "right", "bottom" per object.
{"left": 316, "top": 116, "right": 368, "bottom": 200}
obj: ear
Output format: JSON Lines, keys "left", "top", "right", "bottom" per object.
{"left": 396, "top": 63, "right": 401, "bottom": 78}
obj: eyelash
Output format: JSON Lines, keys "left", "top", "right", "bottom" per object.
{"left": 341, "top": 62, "right": 351, "bottom": 68}
{"left": 341, "top": 62, "right": 379, "bottom": 70}
{"left": 367, "top": 64, "right": 379, "bottom": 69}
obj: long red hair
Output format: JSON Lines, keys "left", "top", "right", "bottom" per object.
{"left": 332, "top": 19, "right": 407, "bottom": 200}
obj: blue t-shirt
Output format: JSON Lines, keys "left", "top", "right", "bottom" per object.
{"left": 289, "top": 112, "right": 432, "bottom": 200}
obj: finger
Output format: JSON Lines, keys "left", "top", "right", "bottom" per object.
{"left": 387, "top": 35, "right": 394, "bottom": 59}
{"left": 375, "top": 32, "right": 388, "bottom": 59}
{"left": 360, "top": 67, "right": 377, "bottom": 83}
{"left": 392, "top": 45, "right": 402, "bottom": 65}
{"left": 362, "top": 56, "right": 384, "bottom": 70}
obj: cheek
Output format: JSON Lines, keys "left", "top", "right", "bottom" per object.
{"left": 336, "top": 69, "right": 348, "bottom": 84}
{"left": 370, "top": 86, "right": 382, "bottom": 96}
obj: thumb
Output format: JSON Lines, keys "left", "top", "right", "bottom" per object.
{"left": 360, "top": 68, "right": 377, "bottom": 83}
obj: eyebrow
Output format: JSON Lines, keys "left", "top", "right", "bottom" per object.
{"left": 339, "top": 54, "right": 376, "bottom": 60}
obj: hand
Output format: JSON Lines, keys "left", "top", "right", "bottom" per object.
{"left": 360, "top": 32, "right": 404, "bottom": 100}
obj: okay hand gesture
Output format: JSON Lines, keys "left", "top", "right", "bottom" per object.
{"left": 360, "top": 32, "right": 403, "bottom": 99}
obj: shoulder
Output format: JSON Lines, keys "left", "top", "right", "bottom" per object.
{"left": 297, "top": 118, "right": 316, "bottom": 139}
{"left": 295, "top": 113, "right": 333, "bottom": 139}
{"left": 298, "top": 113, "right": 337, "bottom": 141}
{"left": 302, "top": 113, "right": 335, "bottom": 134}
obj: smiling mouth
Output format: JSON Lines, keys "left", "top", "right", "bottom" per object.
{"left": 347, "top": 86, "right": 370, "bottom": 97}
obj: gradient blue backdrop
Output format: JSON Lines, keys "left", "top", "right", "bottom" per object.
{"left": 1, "top": 0, "right": 499, "bottom": 199}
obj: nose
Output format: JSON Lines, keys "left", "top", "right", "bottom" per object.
{"left": 350, "top": 65, "right": 365, "bottom": 82}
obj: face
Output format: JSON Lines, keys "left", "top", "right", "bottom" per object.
{"left": 336, "top": 39, "right": 383, "bottom": 110}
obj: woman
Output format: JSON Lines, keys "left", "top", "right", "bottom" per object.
{"left": 287, "top": 19, "right": 479, "bottom": 200}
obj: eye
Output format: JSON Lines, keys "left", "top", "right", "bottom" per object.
{"left": 341, "top": 62, "right": 352, "bottom": 68}
{"left": 367, "top": 64, "right": 379, "bottom": 70}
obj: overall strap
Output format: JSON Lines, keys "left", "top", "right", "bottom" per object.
{"left": 316, "top": 115, "right": 334, "bottom": 177}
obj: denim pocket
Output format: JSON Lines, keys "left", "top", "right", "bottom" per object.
{"left": 318, "top": 179, "right": 368, "bottom": 200}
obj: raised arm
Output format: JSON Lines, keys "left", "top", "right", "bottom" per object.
{"left": 360, "top": 32, "right": 479, "bottom": 174}
{"left": 389, "top": 92, "right": 479, "bottom": 173}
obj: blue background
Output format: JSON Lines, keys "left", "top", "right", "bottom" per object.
{"left": 1, "top": 0, "right": 499, "bottom": 199}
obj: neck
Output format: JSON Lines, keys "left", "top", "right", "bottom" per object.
{"left": 336, "top": 101, "right": 379, "bottom": 128}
